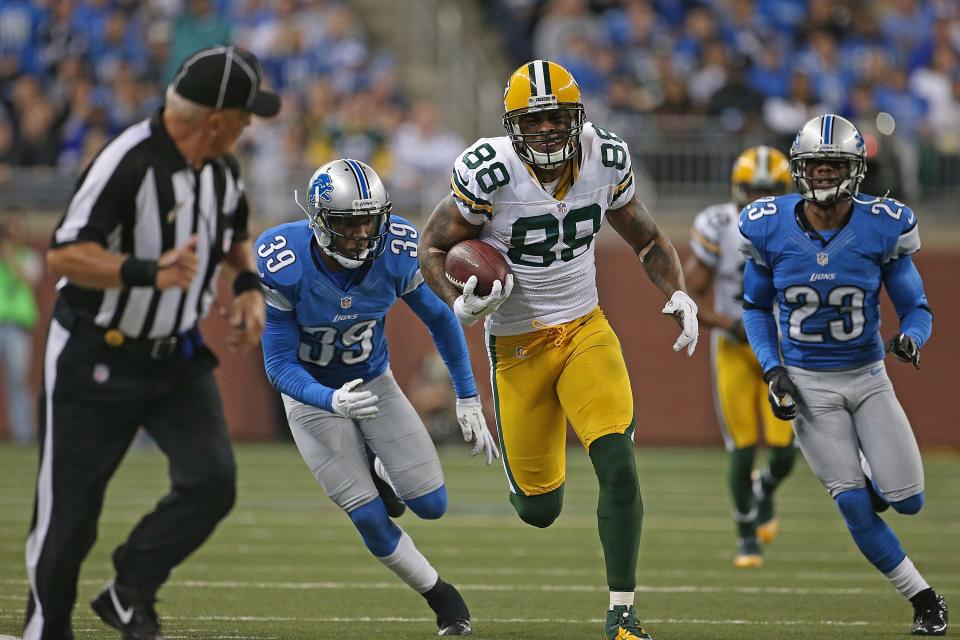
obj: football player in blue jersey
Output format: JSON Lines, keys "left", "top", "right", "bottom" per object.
{"left": 739, "top": 114, "right": 947, "bottom": 636}
{"left": 255, "top": 158, "right": 499, "bottom": 637}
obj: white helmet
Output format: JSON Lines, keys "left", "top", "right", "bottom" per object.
{"left": 302, "top": 159, "right": 391, "bottom": 269}
{"left": 790, "top": 114, "right": 867, "bottom": 205}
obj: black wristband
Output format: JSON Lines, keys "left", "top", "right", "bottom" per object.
{"left": 120, "top": 257, "right": 158, "bottom": 287}
{"left": 763, "top": 365, "right": 786, "bottom": 383}
{"left": 233, "top": 270, "right": 261, "bottom": 296}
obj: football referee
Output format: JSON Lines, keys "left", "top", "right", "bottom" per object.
{"left": 23, "top": 46, "right": 280, "bottom": 640}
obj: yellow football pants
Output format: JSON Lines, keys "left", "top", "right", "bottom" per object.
{"left": 485, "top": 307, "right": 635, "bottom": 496}
{"left": 711, "top": 331, "right": 793, "bottom": 450}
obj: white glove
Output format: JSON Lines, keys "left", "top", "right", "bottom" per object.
{"left": 662, "top": 290, "right": 699, "bottom": 356}
{"left": 331, "top": 378, "right": 379, "bottom": 420}
{"left": 453, "top": 274, "right": 514, "bottom": 327}
{"left": 455, "top": 395, "right": 500, "bottom": 465}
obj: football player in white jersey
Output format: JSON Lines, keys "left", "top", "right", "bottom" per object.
{"left": 418, "top": 60, "right": 699, "bottom": 640}
{"left": 683, "top": 146, "right": 798, "bottom": 568}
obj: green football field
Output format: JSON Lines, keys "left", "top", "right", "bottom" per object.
{"left": 1, "top": 443, "right": 957, "bottom": 640}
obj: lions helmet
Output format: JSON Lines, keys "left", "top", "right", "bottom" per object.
{"left": 304, "top": 159, "right": 391, "bottom": 268}
{"left": 503, "top": 60, "right": 584, "bottom": 169}
{"left": 731, "top": 145, "right": 792, "bottom": 208}
{"left": 790, "top": 114, "right": 867, "bottom": 206}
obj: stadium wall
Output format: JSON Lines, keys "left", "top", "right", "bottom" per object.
{"left": 5, "top": 246, "right": 959, "bottom": 448}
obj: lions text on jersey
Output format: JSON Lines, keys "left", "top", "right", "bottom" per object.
{"left": 256, "top": 215, "right": 475, "bottom": 408}
{"left": 450, "top": 122, "right": 635, "bottom": 335}
{"left": 738, "top": 193, "right": 931, "bottom": 371}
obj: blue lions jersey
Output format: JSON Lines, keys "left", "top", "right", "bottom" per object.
{"left": 255, "top": 215, "right": 476, "bottom": 410}
{"left": 739, "top": 193, "right": 929, "bottom": 370}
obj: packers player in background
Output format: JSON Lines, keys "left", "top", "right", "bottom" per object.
{"left": 419, "top": 60, "right": 699, "bottom": 640}
{"left": 684, "top": 146, "right": 798, "bottom": 568}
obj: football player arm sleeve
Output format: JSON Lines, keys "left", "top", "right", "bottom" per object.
{"left": 261, "top": 305, "right": 336, "bottom": 411}
{"left": 882, "top": 255, "right": 933, "bottom": 348}
{"left": 742, "top": 260, "right": 782, "bottom": 373}
{"left": 403, "top": 283, "right": 478, "bottom": 399}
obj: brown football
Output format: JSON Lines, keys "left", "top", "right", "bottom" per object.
{"left": 444, "top": 239, "right": 511, "bottom": 297}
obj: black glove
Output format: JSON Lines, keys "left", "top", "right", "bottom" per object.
{"left": 885, "top": 333, "right": 920, "bottom": 369}
{"left": 763, "top": 366, "right": 802, "bottom": 420}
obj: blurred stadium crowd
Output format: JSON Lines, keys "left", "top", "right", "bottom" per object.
{"left": 487, "top": 0, "right": 960, "bottom": 203}
{"left": 1, "top": 0, "right": 960, "bottom": 219}
{"left": 0, "top": 0, "right": 465, "bottom": 220}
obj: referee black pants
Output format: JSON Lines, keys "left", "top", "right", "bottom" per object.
{"left": 24, "top": 317, "right": 237, "bottom": 640}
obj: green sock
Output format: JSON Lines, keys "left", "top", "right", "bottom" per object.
{"left": 730, "top": 446, "right": 757, "bottom": 538}
{"left": 759, "top": 445, "right": 798, "bottom": 493}
{"left": 589, "top": 432, "right": 643, "bottom": 592}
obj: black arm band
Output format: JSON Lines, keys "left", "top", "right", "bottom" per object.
{"left": 233, "top": 270, "right": 262, "bottom": 296}
{"left": 120, "top": 257, "right": 158, "bottom": 288}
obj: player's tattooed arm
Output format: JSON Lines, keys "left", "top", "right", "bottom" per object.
{"left": 607, "top": 196, "right": 687, "bottom": 299}
{"left": 419, "top": 194, "right": 483, "bottom": 306}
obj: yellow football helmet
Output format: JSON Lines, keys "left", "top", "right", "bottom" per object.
{"left": 503, "top": 60, "right": 584, "bottom": 169}
{"left": 731, "top": 145, "right": 792, "bottom": 208}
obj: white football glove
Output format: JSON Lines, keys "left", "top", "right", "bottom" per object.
{"left": 662, "top": 290, "right": 699, "bottom": 356}
{"left": 453, "top": 274, "right": 514, "bottom": 327}
{"left": 331, "top": 378, "right": 379, "bottom": 420}
{"left": 455, "top": 395, "right": 500, "bottom": 465}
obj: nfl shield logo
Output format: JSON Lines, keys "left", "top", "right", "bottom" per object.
{"left": 340, "top": 296, "right": 352, "bottom": 309}
{"left": 817, "top": 252, "right": 829, "bottom": 266}
{"left": 557, "top": 202, "right": 568, "bottom": 215}
{"left": 93, "top": 363, "right": 110, "bottom": 384}
{"left": 516, "top": 346, "right": 527, "bottom": 359}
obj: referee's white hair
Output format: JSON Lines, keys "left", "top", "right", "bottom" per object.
{"left": 165, "top": 85, "right": 212, "bottom": 124}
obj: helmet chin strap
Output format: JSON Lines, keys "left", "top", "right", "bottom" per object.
{"left": 527, "top": 142, "right": 570, "bottom": 169}
{"left": 526, "top": 140, "right": 574, "bottom": 169}
{"left": 807, "top": 180, "right": 854, "bottom": 205}
{"left": 322, "top": 242, "right": 368, "bottom": 269}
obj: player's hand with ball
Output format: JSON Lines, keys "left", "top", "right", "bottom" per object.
{"left": 453, "top": 274, "right": 514, "bottom": 326}
{"left": 455, "top": 396, "right": 500, "bottom": 465}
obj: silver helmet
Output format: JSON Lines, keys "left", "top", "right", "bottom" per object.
{"left": 302, "top": 159, "right": 391, "bottom": 268}
{"left": 790, "top": 114, "right": 867, "bottom": 205}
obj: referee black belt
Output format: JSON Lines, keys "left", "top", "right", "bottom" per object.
{"left": 54, "top": 300, "right": 194, "bottom": 360}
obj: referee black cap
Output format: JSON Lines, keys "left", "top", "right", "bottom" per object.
{"left": 171, "top": 45, "right": 281, "bottom": 118}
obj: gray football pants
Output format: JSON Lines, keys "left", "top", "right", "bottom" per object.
{"left": 786, "top": 361, "right": 924, "bottom": 501}
{"left": 283, "top": 369, "right": 444, "bottom": 512}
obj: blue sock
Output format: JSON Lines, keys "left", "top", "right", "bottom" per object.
{"left": 834, "top": 488, "right": 905, "bottom": 573}
{"left": 406, "top": 485, "right": 448, "bottom": 520}
{"left": 891, "top": 492, "right": 924, "bottom": 515}
{"left": 348, "top": 498, "right": 402, "bottom": 557}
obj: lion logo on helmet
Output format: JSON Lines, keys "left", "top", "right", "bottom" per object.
{"left": 310, "top": 172, "right": 335, "bottom": 204}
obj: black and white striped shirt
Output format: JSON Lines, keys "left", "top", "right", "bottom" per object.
{"left": 52, "top": 109, "right": 250, "bottom": 339}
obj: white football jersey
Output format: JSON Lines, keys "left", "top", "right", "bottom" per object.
{"left": 690, "top": 202, "right": 744, "bottom": 322}
{"left": 451, "top": 122, "right": 635, "bottom": 336}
